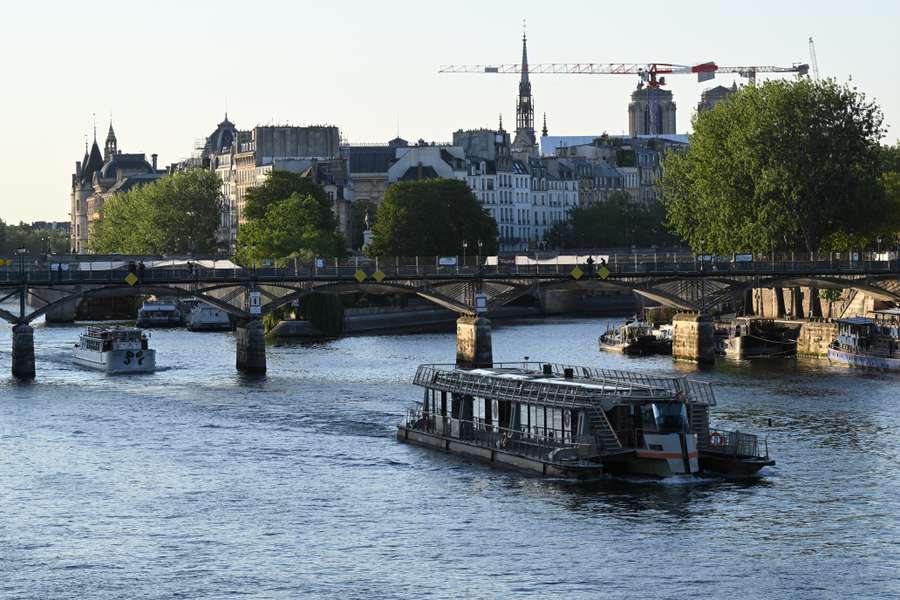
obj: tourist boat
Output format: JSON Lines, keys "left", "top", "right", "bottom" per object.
{"left": 73, "top": 326, "right": 156, "bottom": 374}
{"left": 186, "top": 302, "right": 232, "bottom": 332}
{"left": 828, "top": 310, "right": 900, "bottom": 369}
{"left": 136, "top": 299, "right": 183, "bottom": 328}
{"left": 398, "top": 362, "right": 774, "bottom": 479}
{"left": 599, "top": 319, "right": 672, "bottom": 356}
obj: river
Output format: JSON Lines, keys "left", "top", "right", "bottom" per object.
{"left": 0, "top": 314, "right": 898, "bottom": 599}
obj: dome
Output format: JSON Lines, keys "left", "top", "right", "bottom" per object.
{"left": 203, "top": 115, "right": 238, "bottom": 158}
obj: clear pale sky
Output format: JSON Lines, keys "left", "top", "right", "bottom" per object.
{"left": 1, "top": 0, "right": 897, "bottom": 223}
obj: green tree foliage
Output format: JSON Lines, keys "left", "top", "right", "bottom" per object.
{"left": 236, "top": 170, "right": 344, "bottom": 264}
{"left": 662, "top": 78, "right": 891, "bottom": 253}
{"left": 90, "top": 170, "right": 221, "bottom": 254}
{"left": 0, "top": 220, "right": 69, "bottom": 254}
{"left": 369, "top": 179, "right": 498, "bottom": 256}
{"left": 545, "top": 193, "right": 674, "bottom": 249}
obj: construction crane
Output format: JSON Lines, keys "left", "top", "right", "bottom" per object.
{"left": 808, "top": 37, "right": 820, "bottom": 80}
{"left": 439, "top": 61, "right": 809, "bottom": 87}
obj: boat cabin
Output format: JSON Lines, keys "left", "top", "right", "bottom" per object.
{"left": 79, "top": 326, "right": 148, "bottom": 353}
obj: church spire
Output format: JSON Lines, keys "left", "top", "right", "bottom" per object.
{"left": 542, "top": 112, "right": 548, "bottom": 137}
{"left": 498, "top": 113, "right": 504, "bottom": 131}
{"left": 515, "top": 26, "right": 534, "bottom": 135}
{"left": 104, "top": 121, "right": 117, "bottom": 162}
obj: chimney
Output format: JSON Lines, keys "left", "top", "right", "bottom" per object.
{"left": 151, "top": 154, "right": 158, "bottom": 170}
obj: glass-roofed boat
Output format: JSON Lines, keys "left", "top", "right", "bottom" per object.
{"left": 398, "top": 362, "right": 773, "bottom": 479}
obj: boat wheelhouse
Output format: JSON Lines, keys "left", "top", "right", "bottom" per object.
{"left": 73, "top": 326, "right": 156, "bottom": 374}
{"left": 828, "top": 310, "right": 900, "bottom": 369}
{"left": 186, "top": 302, "right": 232, "bottom": 332}
{"left": 398, "top": 363, "right": 773, "bottom": 479}
{"left": 136, "top": 299, "right": 183, "bottom": 328}
{"left": 599, "top": 320, "right": 672, "bottom": 356}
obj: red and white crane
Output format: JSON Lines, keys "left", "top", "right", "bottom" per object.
{"left": 439, "top": 61, "right": 809, "bottom": 87}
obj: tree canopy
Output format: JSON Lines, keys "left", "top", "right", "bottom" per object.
{"left": 662, "top": 78, "right": 895, "bottom": 253}
{"left": 235, "top": 170, "right": 344, "bottom": 264}
{"left": 0, "top": 220, "right": 69, "bottom": 255}
{"left": 369, "top": 178, "right": 498, "bottom": 257}
{"left": 90, "top": 169, "right": 222, "bottom": 254}
{"left": 545, "top": 192, "right": 675, "bottom": 249}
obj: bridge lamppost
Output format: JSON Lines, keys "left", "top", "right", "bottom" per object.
{"left": 463, "top": 240, "right": 468, "bottom": 269}
{"left": 16, "top": 246, "right": 27, "bottom": 316}
{"left": 699, "top": 237, "right": 705, "bottom": 272}
{"left": 477, "top": 240, "right": 483, "bottom": 266}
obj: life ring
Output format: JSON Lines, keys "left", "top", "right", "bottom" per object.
{"left": 710, "top": 432, "right": 726, "bottom": 447}
{"left": 500, "top": 432, "right": 509, "bottom": 449}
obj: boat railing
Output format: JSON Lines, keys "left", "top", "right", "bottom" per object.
{"left": 700, "top": 428, "right": 768, "bottom": 458}
{"left": 404, "top": 404, "right": 595, "bottom": 462}
{"left": 413, "top": 363, "right": 716, "bottom": 407}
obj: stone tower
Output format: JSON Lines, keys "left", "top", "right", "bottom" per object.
{"left": 628, "top": 87, "right": 677, "bottom": 136}
{"left": 512, "top": 32, "right": 537, "bottom": 157}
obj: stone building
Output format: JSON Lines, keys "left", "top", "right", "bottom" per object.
{"left": 70, "top": 123, "right": 164, "bottom": 253}
{"left": 511, "top": 33, "right": 538, "bottom": 159}
{"left": 628, "top": 87, "right": 677, "bottom": 136}
{"left": 697, "top": 83, "right": 737, "bottom": 113}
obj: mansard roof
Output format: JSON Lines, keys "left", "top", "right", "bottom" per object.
{"left": 98, "top": 153, "right": 155, "bottom": 179}
{"left": 203, "top": 115, "right": 238, "bottom": 157}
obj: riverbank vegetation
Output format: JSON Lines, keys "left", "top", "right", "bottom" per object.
{"left": 90, "top": 170, "right": 221, "bottom": 255}
{"left": 662, "top": 78, "right": 899, "bottom": 254}
{"left": 545, "top": 192, "right": 674, "bottom": 249}
{"left": 369, "top": 179, "right": 498, "bottom": 257}
{"left": 0, "top": 220, "right": 69, "bottom": 255}
{"left": 235, "top": 171, "right": 345, "bottom": 265}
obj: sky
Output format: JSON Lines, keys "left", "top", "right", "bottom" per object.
{"left": 1, "top": 0, "right": 898, "bottom": 223}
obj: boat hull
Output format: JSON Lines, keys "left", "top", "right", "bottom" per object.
{"left": 396, "top": 426, "right": 604, "bottom": 479}
{"left": 827, "top": 347, "right": 900, "bottom": 370}
{"left": 699, "top": 450, "right": 775, "bottom": 478}
{"left": 74, "top": 348, "right": 156, "bottom": 374}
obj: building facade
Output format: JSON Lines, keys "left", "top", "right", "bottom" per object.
{"left": 70, "top": 123, "right": 164, "bottom": 253}
{"left": 628, "top": 88, "right": 677, "bottom": 136}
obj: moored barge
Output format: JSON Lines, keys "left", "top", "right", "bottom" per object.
{"left": 398, "top": 363, "right": 773, "bottom": 479}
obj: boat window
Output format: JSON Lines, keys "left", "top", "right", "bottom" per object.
{"left": 652, "top": 403, "right": 687, "bottom": 434}
{"left": 519, "top": 403, "right": 530, "bottom": 434}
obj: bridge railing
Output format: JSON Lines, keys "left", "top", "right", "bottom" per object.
{"left": 1, "top": 251, "right": 898, "bottom": 283}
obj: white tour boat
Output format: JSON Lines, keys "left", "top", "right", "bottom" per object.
{"left": 73, "top": 326, "right": 156, "bottom": 374}
{"left": 186, "top": 302, "right": 232, "bottom": 331}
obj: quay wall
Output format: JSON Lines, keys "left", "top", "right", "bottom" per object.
{"left": 796, "top": 321, "right": 839, "bottom": 357}
{"left": 672, "top": 313, "right": 715, "bottom": 364}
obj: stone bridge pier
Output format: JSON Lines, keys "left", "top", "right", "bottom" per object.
{"left": 672, "top": 313, "right": 715, "bottom": 364}
{"left": 456, "top": 315, "right": 492, "bottom": 369}
{"left": 12, "top": 323, "right": 36, "bottom": 380}
{"left": 235, "top": 319, "right": 266, "bottom": 375}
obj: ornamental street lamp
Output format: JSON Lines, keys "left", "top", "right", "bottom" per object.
{"left": 462, "top": 240, "right": 468, "bottom": 267}
{"left": 477, "top": 239, "right": 483, "bottom": 264}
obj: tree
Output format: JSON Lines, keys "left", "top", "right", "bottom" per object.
{"left": 235, "top": 171, "right": 344, "bottom": 264}
{"left": 545, "top": 193, "right": 674, "bottom": 249}
{"left": 90, "top": 170, "right": 221, "bottom": 254}
{"left": 662, "top": 78, "right": 891, "bottom": 254}
{"left": 0, "top": 220, "right": 69, "bottom": 255}
{"left": 369, "top": 179, "right": 498, "bottom": 257}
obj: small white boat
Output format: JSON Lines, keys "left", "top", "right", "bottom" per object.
{"left": 186, "top": 302, "right": 232, "bottom": 331}
{"left": 136, "top": 300, "right": 183, "bottom": 328}
{"left": 74, "top": 326, "right": 156, "bottom": 374}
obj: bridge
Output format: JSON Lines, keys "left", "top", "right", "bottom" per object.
{"left": 3, "top": 251, "right": 900, "bottom": 379}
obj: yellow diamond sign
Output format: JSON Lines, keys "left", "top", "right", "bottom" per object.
{"left": 124, "top": 272, "right": 138, "bottom": 286}
{"left": 570, "top": 266, "right": 584, "bottom": 280}
{"left": 372, "top": 270, "right": 385, "bottom": 282}
{"left": 0, "top": 259, "right": 6, "bottom": 266}
{"left": 598, "top": 265, "right": 610, "bottom": 279}
{"left": 354, "top": 269, "right": 367, "bottom": 282}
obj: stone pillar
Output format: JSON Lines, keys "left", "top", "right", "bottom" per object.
{"left": 12, "top": 323, "right": 35, "bottom": 381}
{"left": 809, "top": 288, "right": 823, "bottom": 318}
{"left": 235, "top": 319, "right": 266, "bottom": 374}
{"left": 774, "top": 287, "right": 787, "bottom": 318}
{"left": 742, "top": 287, "right": 755, "bottom": 316}
{"left": 791, "top": 288, "right": 804, "bottom": 319}
{"left": 672, "top": 313, "right": 715, "bottom": 364}
{"left": 456, "top": 316, "right": 493, "bottom": 369}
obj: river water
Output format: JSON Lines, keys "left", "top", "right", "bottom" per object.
{"left": 0, "top": 314, "right": 898, "bottom": 599}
